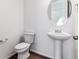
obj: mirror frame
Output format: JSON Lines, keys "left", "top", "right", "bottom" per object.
{"left": 67, "top": 0, "right": 72, "bottom": 18}
{"left": 47, "top": 0, "right": 72, "bottom": 26}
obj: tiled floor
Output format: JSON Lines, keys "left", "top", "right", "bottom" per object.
{"left": 9, "top": 52, "right": 49, "bottom": 59}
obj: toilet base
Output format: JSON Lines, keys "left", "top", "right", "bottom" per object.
{"left": 18, "top": 51, "right": 30, "bottom": 59}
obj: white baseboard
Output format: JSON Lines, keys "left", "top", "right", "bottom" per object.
{"left": 3, "top": 49, "right": 54, "bottom": 59}
{"left": 30, "top": 49, "right": 54, "bottom": 59}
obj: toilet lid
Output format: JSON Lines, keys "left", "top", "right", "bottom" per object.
{"left": 15, "top": 42, "right": 30, "bottom": 49}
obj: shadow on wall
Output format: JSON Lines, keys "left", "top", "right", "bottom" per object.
{"left": 19, "top": 35, "right": 25, "bottom": 43}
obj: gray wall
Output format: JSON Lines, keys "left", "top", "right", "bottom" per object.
{"left": 0, "top": 0, "right": 24, "bottom": 59}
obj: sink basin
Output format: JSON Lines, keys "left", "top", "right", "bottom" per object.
{"left": 48, "top": 31, "right": 71, "bottom": 40}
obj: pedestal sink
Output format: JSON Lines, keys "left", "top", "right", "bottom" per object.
{"left": 48, "top": 31, "right": 71, "bottom": 59}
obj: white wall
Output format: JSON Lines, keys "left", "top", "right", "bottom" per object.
{"left": 24, "top": 0, "right": 77, "bottom": 59}
{"left": 24, "top": 0, "right": 54, "bottom": 58}
{"left": 0, "top": 0, "right": 24, "bottom": 59}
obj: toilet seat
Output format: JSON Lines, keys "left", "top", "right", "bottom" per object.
{"left": 15, "top": 42, "right": 31, "bottom": 53}
{"left": 15, "top": 42, "right": 30, "bottom": 49}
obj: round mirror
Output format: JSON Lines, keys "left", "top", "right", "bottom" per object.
{"left": 47, "top": 0, "right": 72, "bottom": 26}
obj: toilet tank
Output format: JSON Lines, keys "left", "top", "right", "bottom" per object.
{"left": 24, "top": 32, "right": 35, "bottom": 44}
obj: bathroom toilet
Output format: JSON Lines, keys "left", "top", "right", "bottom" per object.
{"left": 14, "top": 32, "right": 35, "bottom": 59}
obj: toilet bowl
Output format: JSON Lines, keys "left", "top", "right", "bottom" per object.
{"left": 14, "top": 32, "right": 35, "bottom": 59}
{"left": 15, "top": 42, "right": 30, "bottom": 59}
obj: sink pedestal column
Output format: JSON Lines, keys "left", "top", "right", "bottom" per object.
{"left": 55, "top": 40, "right": 62, "bottom": 59}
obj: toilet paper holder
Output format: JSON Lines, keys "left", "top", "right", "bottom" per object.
{"left": 0, "top": 38, "right": 8, "bottom": 43}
